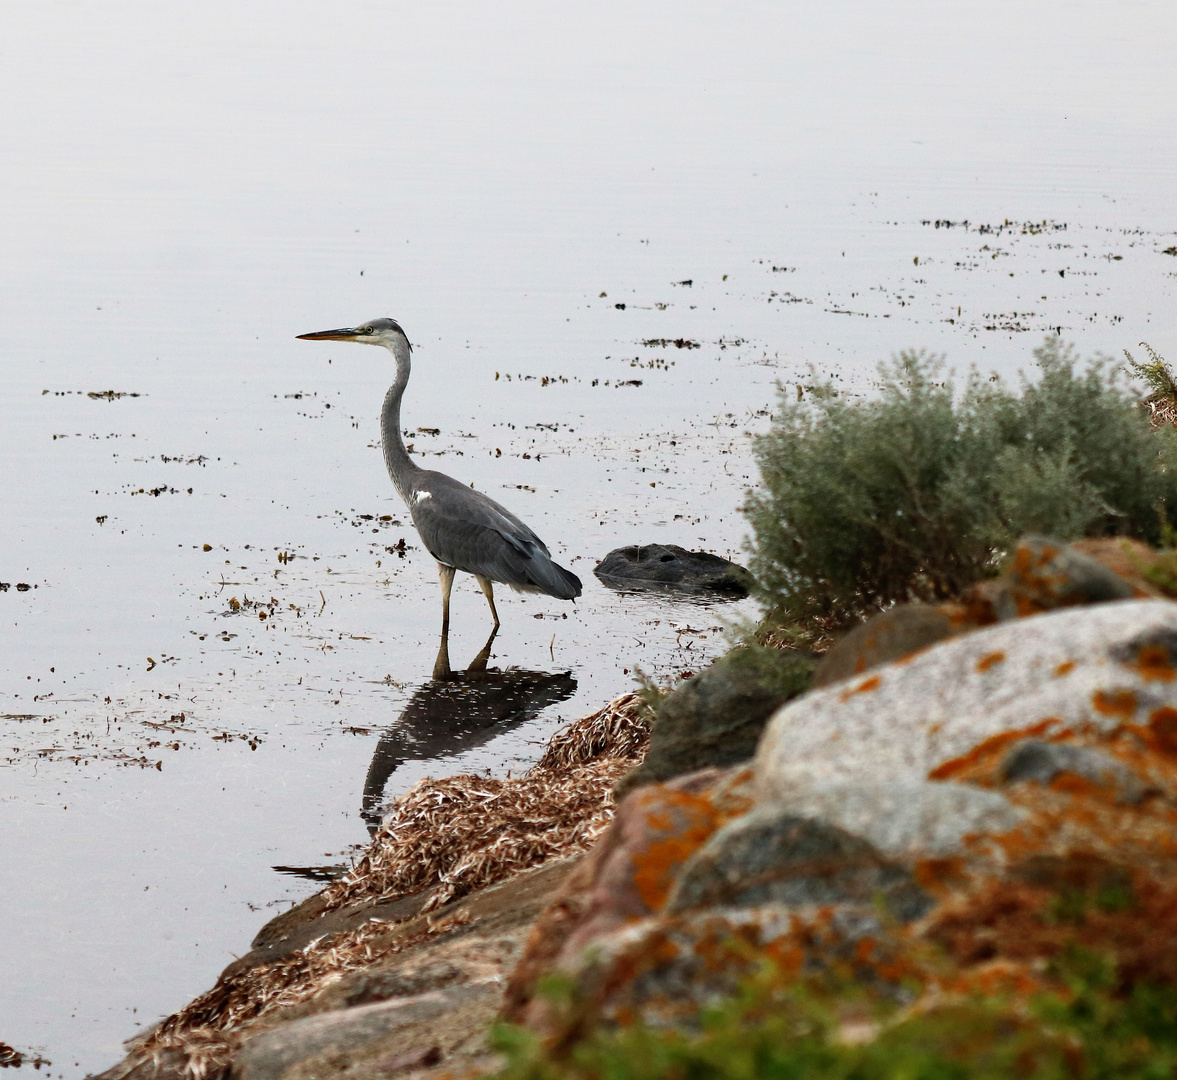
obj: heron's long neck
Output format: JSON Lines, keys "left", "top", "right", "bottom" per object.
{"left": 380, "top": 341, "right": 422, "bottom": 505}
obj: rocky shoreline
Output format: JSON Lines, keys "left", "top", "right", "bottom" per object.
{"left": 96, "top": 536, "right": 1177, "bottom": 1080}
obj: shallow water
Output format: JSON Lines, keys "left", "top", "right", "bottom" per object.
{"left": 2, "top": 1, "right": 1176, "bottom": 1073}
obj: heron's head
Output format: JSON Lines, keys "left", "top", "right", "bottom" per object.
{"left": 296, "top": 317, "right": 411, "bottom": 351}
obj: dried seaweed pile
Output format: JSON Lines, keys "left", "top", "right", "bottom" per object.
{"left": 120, "top": 693, "right": 649, "bottom": 1077}
{"left": 322, "top": 692, "right": 650, "bottom": 914}
{"left": 135, "top": 915, "right": 446, "bottom": 1080}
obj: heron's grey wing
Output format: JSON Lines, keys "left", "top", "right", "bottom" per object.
{"left": 408, "top": 472, "right": 580, "bottom": 598}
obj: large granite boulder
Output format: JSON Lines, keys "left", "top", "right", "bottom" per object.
{"left": 758, "top": 599, "right": 1177, "bottom": 797}
{"left": 813, "top": 534, "right": 1150, "bottom": 689}
{"left": 507, "top": 596, "right": 1177, "bottom": 1042}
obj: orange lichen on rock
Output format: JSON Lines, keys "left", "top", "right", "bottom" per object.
{"left": 1093, "top": 688, "right": 1138, "bottom": 719}
{"left": 631, "top": 789, "right": 723, "bottom": 911}
{"left": 1148, "top": 706, "right": 1177, "bottom": 754}
{"left": 1054, "top": 660, "right": 1076, "bottom": 677}
{"left": 928, "top": 720, "right": 1058, "bottom": 782}
{"left": 1125, "top": 644, "right": 1177, "bottom": 683}
{"left": 839, "top": 674, "right": 881, "bottom": 702}
{"left": 975, "top": 651, "right": 1006, "bottom": 673}
{"left": 916, "top": 857, "right": 971, "bottom": 894}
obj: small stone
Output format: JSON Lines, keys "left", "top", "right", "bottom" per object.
{"left": 593, "top": 544, "right": 754, "bottom": 597}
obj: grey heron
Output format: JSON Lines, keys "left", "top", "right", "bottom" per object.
{"left": 297, "top": 318, "right": 582, "bottom": 679}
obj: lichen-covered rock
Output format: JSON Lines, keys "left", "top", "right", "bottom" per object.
{"left": 508, "top": 596, "right": 1177, "bottom": 1046}
{"left": 974, "top": 534, "right": 1139, "bottom": 619}
{"left": 663, "top": 806, "right": 932, "bottom": 922}
{"left": 501, "top": 766, "right": 754, "bottom": 1021}
{"left": 616, "top": 647, "right": 812, "bottom": 795}
{"left": 757, "top": 599, "right": 1177, "bottom": 799}
{"left": 813, "top": 536, "right": 1150, "bottom": 690}
{"left": 539, "top": 903, "right": 917, "bottom": 1035}
{"left": 557, "top": 767, "right": 755, "bottom": 958}
{"left": 593, "top": 544, "right": 754, "bottom": 597}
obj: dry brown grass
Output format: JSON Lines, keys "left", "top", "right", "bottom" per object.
{"left": 114, "top": 693, "right": 649, "bottom": 1080}
{"left": 322, "top": 692, "right": 649, "bottom": 915}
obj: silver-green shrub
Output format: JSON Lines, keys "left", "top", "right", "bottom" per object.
{"left": 746, "top": 339, "right": 1177, "bottom": 627}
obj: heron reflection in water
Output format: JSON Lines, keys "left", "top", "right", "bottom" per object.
{"left": 297, "top": 319, "right": 581, "bottom": 678}
{"left": 361, "top": 668, "right": 577, "bottom": 831}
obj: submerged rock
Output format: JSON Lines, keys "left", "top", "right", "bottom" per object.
{"left": 616, "top": 646, "right": 812, "bottom": 795}
{"left": 593, "top": 544, "right": 754, "bottom": 597}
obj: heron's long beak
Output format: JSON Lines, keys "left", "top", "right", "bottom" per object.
{"left": 296, "top": 327, "right": 362, "bottom": 341}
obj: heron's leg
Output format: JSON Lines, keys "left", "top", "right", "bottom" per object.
{"left": 433, "top": 564, "right": 456, "bottom": 680}
{"left": 475, "top": 575, "right": 501, "bottom": 629}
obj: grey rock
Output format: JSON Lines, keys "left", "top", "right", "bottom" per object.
{"left": 813, "top": 604, "right": 959, "bottom": 689}
{"left": 593, "top": 544, "right": 753, "bottom": 597}
{"left": 665, "top": 806, "right": 931, "bottom": 923}
{"left": 1001, "top": 739, "right": 1152, "bottom": 804}
{"left": 232, "top": 984, "right": 495, "bottom": 1080}
{"left": 757, "top": 599, "right": 1177, "bottom": 800}
{"left": 324, "top": 957, "right": 470, "bottom": 1008}
{"left": 235, "top": 891, "right": 431, "bottom": 979}
{"left": 987, "top": 535, "right": 1137, "bottom": 619}
{"left": 764, "top": 780, "right": 1028, "bottom": 860}
{"left": 617, "top": 647, "right": 811, "bottom": 795}
{"left": 551, "top": 902, "right": 915, "bottom": 1033}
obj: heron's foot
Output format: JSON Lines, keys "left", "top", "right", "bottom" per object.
{"left": 432, "top": 642, "right": 453, "bottom": 681}
{"left": 466, "top": 626, "right": 498, "bottom": 674}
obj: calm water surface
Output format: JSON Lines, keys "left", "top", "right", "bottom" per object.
{"left": 2, "top": 1, "right": 1176, "bottom": 1073}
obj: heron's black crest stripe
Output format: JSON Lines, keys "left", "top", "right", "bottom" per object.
{"left": 373, "top": 317, "right": 411, "bottom": 351}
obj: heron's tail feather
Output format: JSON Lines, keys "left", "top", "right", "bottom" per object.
{"left": 545, "top": 560, "right": 583, "bottom": 600}
{"left": 513, "top": 556, "right": 581, "bottom": 600}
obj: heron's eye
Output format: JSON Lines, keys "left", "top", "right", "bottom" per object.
{"left": 358, "top": 327, "right": 373, "bottom": 335}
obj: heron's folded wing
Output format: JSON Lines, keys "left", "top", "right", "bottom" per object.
{"left": 409, "top": 472, "right": 554, "bottom": 585}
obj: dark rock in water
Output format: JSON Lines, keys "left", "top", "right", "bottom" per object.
{"left": 594, "top": 544, "right": 753, "bottom": 597}
{"left": 665, "top": 806, "right": 932, "bottom": 923}
{"left": 616, "top": 647, "right": 811, "bottom": 796}
{"left": 813, "top": 603, "right": 962, "bottom": 689}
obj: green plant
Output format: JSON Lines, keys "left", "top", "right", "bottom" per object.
{"left": 490, "top": 951, "right": 1177, "bottom": 1080}
{"left": 1124, "top": 342, "right": 1177, "bottom": 429}
{"left": 745, "top": 339, "right": 1177, "bottom": 629}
